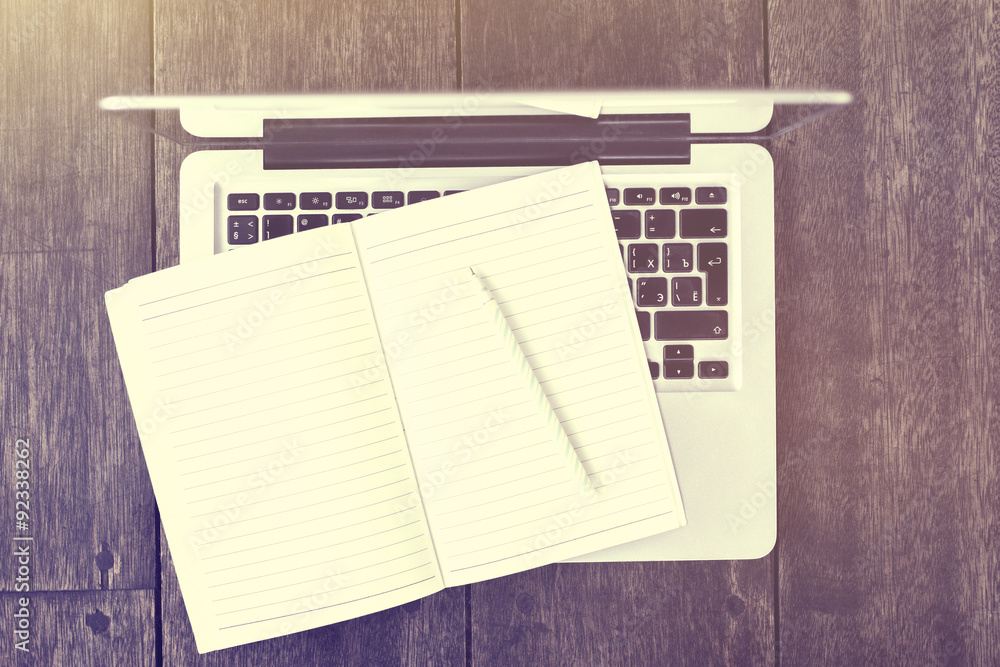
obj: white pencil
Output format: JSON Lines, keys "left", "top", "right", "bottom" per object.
{"left": 468, "top": 267, "right": 595, "bottom": 494}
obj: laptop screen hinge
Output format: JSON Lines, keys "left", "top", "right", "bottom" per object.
{"left": 262, "top": 114, "right": 692, "bottom": 170}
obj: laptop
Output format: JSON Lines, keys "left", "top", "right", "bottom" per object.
{"left": 101, "top": 90, "right": 850, "bottom": 561}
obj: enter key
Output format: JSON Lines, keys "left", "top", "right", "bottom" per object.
{"left": 698, "top": 243, "right": 728, "bottom": 306}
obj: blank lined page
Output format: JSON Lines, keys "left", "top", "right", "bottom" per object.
{"left": 105, "top": 224, "right": 441, "bottom": 652}
{"left": 357, "top": 266, "right": 594, "bottom": 585}
{"left": 353, "top": 162, "right": 686, "bottom": 585}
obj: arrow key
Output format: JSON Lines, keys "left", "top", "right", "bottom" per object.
{"left": 663, "top": 344, "right": 694, "bottom": 359}
{"left": 698, "top": 361, "right": 729, "bottom": 379}
{"left": 663, "top": 360, "right": 694, "bottom": 379}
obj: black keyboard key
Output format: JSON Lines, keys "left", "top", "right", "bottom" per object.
{"left": 333, "top": 213, "right": 363, "bottom": 224}
{"left": 649, "top": 361, "right": 660, "bottom": 380}
{"left": 228, "top": 215, "right": 258, "bottom": 244}
{"left": 662, "top": 243, "right": 693, "bottom": 272}
{"left": 228, "top": 193, "right": 259, "bottom": 211}
{"left": 660, "top": 187, "right": 691, "bottom": 205}
{"left": 671, "top": 276, "right": 702, "bottom": 306}
{"left": 612, "top": 210, "right": 641, "bottom": 239}
{"left": 624, "top": 187, "right": 656, "bottom": 205}
{"left": 263, "top": 215, "right": 294, "bottom": 240}
{"left": 663, "top": 360, "right": 694, "bottom": 379}
{"left": 263, "top": 193, "right": 295, "bottom": 210}
{"left": 606, "top": 188, "right": 620, "bottom": 206}
{"left": 444, "top": 190, "right": 465, "bottom": 196}
{"left": 627, "top": 243, "right": 658, "bottom": 273}
{"left": 696, "top": 187, "right": 727, "bottom": 205}
{"left": 636, "top": 277, "right": 668, "bottom": 306}
{"left": 655, "top": 310, "right": 728, "bottom": 340}
{"left": 372, "top": 191, "right": 405, "bottom": 209}
{"left": 297, "top": 214, "right": 329, "bottom": 232}
{"left": 663, "top": 344, "right": 694, "bottom": 360}
{"left": 336, "top": 192, "right": 368, "bottom": 209}
{"left": 300, "top": 192, "right": 332, "bottom": 210}
{"left": 408, "top": 190, "right": 440, "bottom": 204}
{"left": 680, "top": 209, "right": 727, "bottom": 238}
{"left": 698, "top": 361, "right": 729, "bottom": 379}
{"left": 698, "top": 242, "right": 728, "bottom": 306}
{"left": 644, "top": 210, "right": 675, "bottom": 239}
{"left": 636, "top": 310, "right": 651, "bottom": 341}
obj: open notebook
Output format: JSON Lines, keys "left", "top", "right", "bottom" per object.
{"left": 105, "top": 162, "right": 685, "bottom": 652}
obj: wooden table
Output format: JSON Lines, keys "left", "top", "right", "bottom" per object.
{"left": 1, "top": 0, "right": 996, "bottom": 664}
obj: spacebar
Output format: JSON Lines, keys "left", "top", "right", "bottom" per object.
{"left": 654, "top": 310, "right": 728, "bottom": 340}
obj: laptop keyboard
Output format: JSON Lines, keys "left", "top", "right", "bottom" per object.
{"left": 221, "top": 175, "right": 740, "bottom": 393}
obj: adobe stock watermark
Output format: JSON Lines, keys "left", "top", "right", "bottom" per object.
{"left": 551, "top": 297, "right": 623, "bottom": 366}
{"left": 188, "top": 437, "right": 303, "bottom": 553}
{"left": 393, "top": 408, "right": 510, "bottom": 525}
{"left": 515, "top": 449, "right": 638, "bottom": 568}
{"left": 351, "top": 274, "right": 471, "bottom": 394}
{"left": 383, "top": 76, "right": 496, "bottom": 189}
{"left": 724, "top": 478, "right": 776, "bottom": 533}
{"left": 11, "top": 437, "right": 34, "bottom": 653}
{"left": 136, "top": 396, "right": 175, "bottom": 438}
{"left": 274, "top": 564, "right": 354, "bottom": 637}
{"left": 8, "top": 0, "right": 71, "bottom": 46}
{"left": 724, "top": 420, "right": 834, "bottom": 534}
{"left": 223, "top": 231, "right": 346, "bottom": 352}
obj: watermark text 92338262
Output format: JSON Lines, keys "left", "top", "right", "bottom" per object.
{"left": 12, "top": 437, "right": 33, "bottom": 653}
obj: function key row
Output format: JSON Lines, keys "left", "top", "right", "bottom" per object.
{"left": 612, "top": 208, "right": 727, "bottom": 240}
{"left": 228, "top": 190, "right": 454, "bottom": 212}
{"left": 606, "top": 186, "right": 726, "bottom": 207}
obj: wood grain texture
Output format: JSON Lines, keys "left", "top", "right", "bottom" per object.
{"left": 153, "top": 0, "right": 458, "bottom": 269}
{"left": 460, "top": 0, "right": 764, "bottom": 90}
{"left": 160, "top": 531, "right": 465, "bottom": 665}
{"left": 0, "top": 590, "right": 155, "bottom": 665}
{"left": 473, "top": 560, "right": 773, "bottom": 666}
{"left": 460, "top": 0, "right": 774, "bottom": 664}
{"left": 769, "top": 0, "right": 1000, "bottom": 664}
{"left": 151, "top": 1, "right": 464, "bottom": 663}
{"left": 0, "top": 0, "right": 156, "bottom": 596}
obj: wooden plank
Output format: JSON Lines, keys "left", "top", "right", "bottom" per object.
{"left": 460, "top": 0, "right": 764, "bottom": 89}
{"left": 152, "top": 1, "right": 465, "bottom": 662}
{"left": 153, "top": 0, "right": 459, "bottom": 269}
{"left": 160, "top": 533, "right": 465, "bottom": 664}
{"left": 474, "top": 560, "right": 773, "bottom": 664}
{"left": 0, "top": 590, "right": 155, "bottom": 665}
{"left": 0, "top": 0, "right": 156, "bottom": 593}
{"left": 769, "top": 0, "right": 1000, "bottom": 663}
{"left": 460, "top": 0, "right": 774, "bottom": 664}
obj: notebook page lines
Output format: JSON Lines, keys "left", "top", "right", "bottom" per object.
{"left": 108, "top": 226, "right": 442, "bottom": 650}
{"left": 362, "top": 268, "right": 592, "bottom": 584}
{"left": 353, "top": 163, "right": 684, "bottom": 582}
